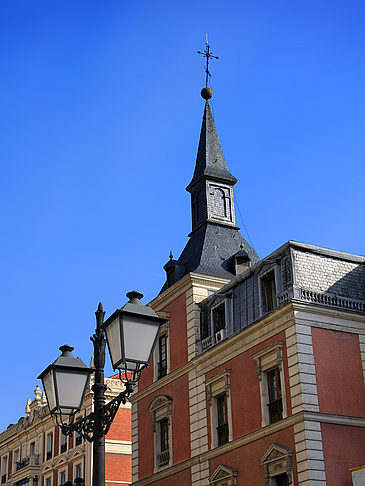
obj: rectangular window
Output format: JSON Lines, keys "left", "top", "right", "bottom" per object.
{"left": 60, "top": 433, "right": 67, "bottom": 453}
{"left": 29, "top": 442, "right": 35, "bottom": 455}
{"left": 1, "top": 455, "right": 7, "bottom": 484}
{"left": 74, "top": 463, "right": 82, "bottom": 481}
{"left": 159, "top": 419, "right": 169, "bottom": 452}
{"left": 46, "top": 433, "right": 53, "bottom": 460}
{"left": 158, "top": 335, "right": 167, "bottom": 379}
{"left": 45, "top": 478, "right": 51, "bottom": 486}
{"left": 59, "top": 471, "right": 66, "bottom": 485}
{"left": 213, "top": 304, "right": 226, "bottom": 332}
{"left": 75, "top": 431, "right": 82, "bottom": 446}
{"left": 261, "top": 270, "right": 276, "bottom": 313}
{"left": 216, "top": 394, "right": 229, "bottom": 446}
{"left": 267, "top": 368, "right": 283, "bottom": 424}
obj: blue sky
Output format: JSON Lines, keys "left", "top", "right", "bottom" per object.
{"left": 1, "top": 0, "right": 364, "bottom": 430}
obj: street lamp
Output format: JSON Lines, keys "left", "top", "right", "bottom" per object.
{"left": 38, "top": 291, "right": 166, "bottom": 486}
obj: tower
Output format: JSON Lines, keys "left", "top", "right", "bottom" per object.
{"left": 162, "top": 92, "right": 259, "bottom": 291}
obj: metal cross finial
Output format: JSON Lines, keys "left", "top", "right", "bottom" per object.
{"left": 197, "top": 35, "right": 219, "bottom": 87}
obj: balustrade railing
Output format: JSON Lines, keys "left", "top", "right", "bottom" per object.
{"left": 16, "top": 454, "right": 40, "bottom": 471}
{"left": 157, "top": 450, "right": 169, "bottom": 468}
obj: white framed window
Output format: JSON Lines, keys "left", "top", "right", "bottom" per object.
{"left": 1, "top": 454, "right": 8, "bottom": 484}
{"left": 259, "top": 265, "right": 281, "bottom": 315}
{"left": 12, "top": 448, "right": 20, "bottom": 473}
{"left": 205, "top": 370, "right": 233, "bottom": 449}
{"left": 59, "top": 469, "right": 67, "bottom": 485}
{"left": 148, "top": 395, "right": 173, "bottom": 471}
{"left": 46, "top": 432, "right": 53, "bottom": 461}
{"left": 253, "top": 342, "right": 287, "bottom": 427}
{"left": 153, "top": 317, "right": 170, "bottom": 381}
{"left": 74, "top": 462, "right": 83, "bottom": 482}
{"left": 60, "top": 431, "right": 67, "bottom": 453}
{"left": 29, "top": 441, "right": 36, "bottom": 455}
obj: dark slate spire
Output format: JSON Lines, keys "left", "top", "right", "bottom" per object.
{"left": 186, "top": 101, "right": 237, "bottom": 191}
{"left": 160, "top": 91, "right": 259, "bottom": 293}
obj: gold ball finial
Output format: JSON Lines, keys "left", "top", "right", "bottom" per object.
{"left": 201, "top": 87, "right": 212, "bottom": 100}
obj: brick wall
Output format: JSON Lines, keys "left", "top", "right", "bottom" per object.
{"left": 312, "top": 327, "right": 365, "bottom": 416}
{"left": 321, "top": 424, "right": 365, "bottom": 485}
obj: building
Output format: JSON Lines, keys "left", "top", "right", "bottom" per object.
{"left": 0, "top": 376, "right": 131, "bottom": 486}
{"left": 130, "top": 93, "right": 365, "bottom": 485}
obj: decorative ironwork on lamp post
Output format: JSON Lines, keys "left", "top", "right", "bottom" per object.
{"left": 38, "top": 291, "right": 166, "bottom": 486}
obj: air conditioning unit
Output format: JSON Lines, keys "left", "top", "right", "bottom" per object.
{"left": 215, "top": 329, "right": 226, "bottom": 343}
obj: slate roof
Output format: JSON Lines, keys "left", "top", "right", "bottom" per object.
{"left": 186, "top": 101, "right": 237, "bottom": 191}
{"left": 177, "top": 223, "right": 260, "bottom": 279}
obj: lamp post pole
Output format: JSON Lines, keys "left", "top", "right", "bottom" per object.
{"left": 39, "top": 291, "right": 167, "bottom": 486}
{"left": 91, "top": 303, "right": 106, "bottom": 486}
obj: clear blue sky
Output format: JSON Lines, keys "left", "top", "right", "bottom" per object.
{"left": 1, "top": 0, "right": 364, "bottom": 430}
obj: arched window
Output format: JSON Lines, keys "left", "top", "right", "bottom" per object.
{"left": 149, "top": 395, "right": 173, "bottom": 471}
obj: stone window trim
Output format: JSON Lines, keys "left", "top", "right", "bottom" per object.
{"left": 59, "top": 468, "right": 67, "bottom": 485}
{"left": 252, "top": 342, "right": 288, "bottom": 427}
{"left": 209, "top": 464, "right": 237, "bottom": 486}
{"left": 148, "top": 395, "right": 173, "bottom": 471}
{"left": 153, "top": 313, "right": 170, "bottom": 382}
{"left": 74, "top": 461, "right": 83, "bottom": 482}
{"left": 258, "top": 264, "right": 282, "bottom": 316}
{"left": 260, "top": 443, "right": 293, "bottom": 485}
{"left": 45, "top": 475, "right": 52, "bottom": 486}
{"left": 205, "top": 370, "right": 233, "bottom": 449}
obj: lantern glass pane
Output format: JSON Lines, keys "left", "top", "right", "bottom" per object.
{"left": 43, "top": 369, "right": 57, "bottom": 412}
{"left": 54, "top": 370, "right": 89, "bottom": 413}
{"left": 106, "top": 316, "right": 122, "bottom": 368}
{"left": 122, "top": 315, "right": 160, "bottom": 364}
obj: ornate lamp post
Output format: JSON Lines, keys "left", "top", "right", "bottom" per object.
{"left": 38, "top": 291, "right": 166, "bottom": 486}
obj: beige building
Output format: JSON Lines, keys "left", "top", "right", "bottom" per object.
{"left": 0, "top": 377, "right": 132, "bottom": 486}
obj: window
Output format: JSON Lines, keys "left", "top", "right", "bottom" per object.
{"left": 75, "top": 431, "right": 82, "bottom": 446}
{"left": 261, "top": 270, "right": 277, "bottom": 313}
{"left": 60, "top": 432, "right": 67, "bottom": 453}
{"left": 267, "top": 368, "right": 283, "bottom": 424}
{"left": 158, "top": 418, "right": 169, "bottom": 466}
{"left": 260, "top": 444, "right": 293, "bottom": 485}
{"left": 45, "top": 477, "right": 52, "bottom": 486}
{"left": 216, "top": 394, "right": 229, "bottom": 446}
{"left": 158, "top": 335, "right": 167, "bottom": 379}
{"left": 1, "top": 455, "right": 7, "bottom": 484}
{"left": 74, "top": 463, "right": 83, "bottom": 483}
{"left": 206, "top": 370, "right": 232, "bottom": 449}
{"left": 253, "top": 342, "right": 287, "bottom": 426}
{"left": 59, "top": 471, "right": 66, "bottom": 485}
{"left": 29, "top": 442, "right": 35, "bottom": 455}
{"left": 213, "top": 304, "right": 226, "bottom": 333}
{"left": 46, "top": 433, "right": 53, "bottom": 460}
{"left": 13, "top": 449, "right": 20, "bottom": 473}
{"left": 153, "top": 315, "right": 170, "bottom": 381}
{"left": 149, "top": 395, "right": 173, "bottom": 471}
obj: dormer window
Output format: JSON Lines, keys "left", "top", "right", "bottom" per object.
{"left": 213, "top": 304, "right": 225, "bottom": 332}
{"left": 260, "top": 270, "right": 277, "bottom": 313}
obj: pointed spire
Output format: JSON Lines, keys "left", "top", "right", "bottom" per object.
{"left": 187, "top": 101, "right": 237, "bottom": 191}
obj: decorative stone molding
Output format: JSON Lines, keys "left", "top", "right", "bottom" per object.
{"left": 209, "top": 464, "right": 237, "bottom": 485}
{"left": 148, "top": 395, "right": 173, "bottom": 471}
{"left": 260, "top": 444, "right": 293, "bottom": 485}
{"left": 252, "top": 342, "right": 288, "bottom": 427}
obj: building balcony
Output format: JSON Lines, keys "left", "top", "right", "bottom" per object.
{"left": 157, "top": 450, "right": 169, "bottom": 468}
{"left": 16, "top": 454, "right": 40, "bottom": 471}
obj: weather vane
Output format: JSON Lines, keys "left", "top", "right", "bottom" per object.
{"left": 197, "top": 35, "right": 219, "bottom": 88}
